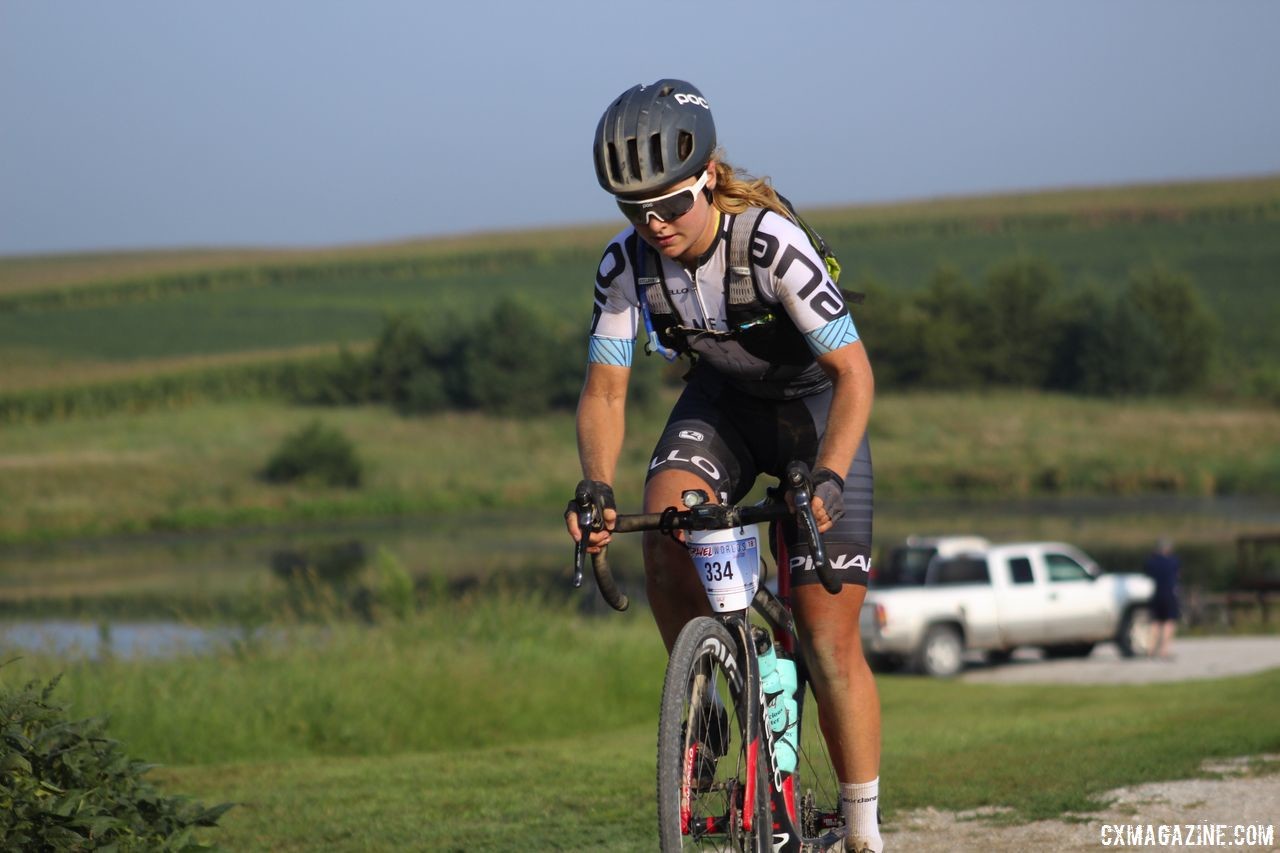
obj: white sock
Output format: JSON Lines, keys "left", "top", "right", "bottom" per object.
{"left": 841, "top": 778, "right": 883, "bottom": 852}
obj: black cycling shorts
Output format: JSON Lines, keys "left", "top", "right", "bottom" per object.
{"left": 645, "top": 369, "right": 874, "bottom": 588}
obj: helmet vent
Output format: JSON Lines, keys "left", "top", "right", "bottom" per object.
{"left": 649, "top": 133, "right": 665, "bottom": 174}
{"left": 626, "top": 137, "right": 641, "bottom": 181}
{"left": 606, "top": 142, "right": 623, "bottom": 184}
{"left": 658, "top": 84, "right": 675, "bottom": 98}
{"left": 677, "top": 131, "right": 694, "bottom": 163}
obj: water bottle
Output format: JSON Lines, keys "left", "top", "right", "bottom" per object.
{"left": 774, "top": 655, "right": 799, "bottom": 768}
{"left": 754, "top": 630, "right": 798, "bottom": 775}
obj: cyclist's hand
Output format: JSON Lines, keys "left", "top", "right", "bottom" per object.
{"left": 811, "top": 467, "right": 845, "bottom": 534}
{"left": 565, "top": 480, "right": 617, "bottom": 553}
{"left": 566, "top": 507, "right": 616, "bottom": 552}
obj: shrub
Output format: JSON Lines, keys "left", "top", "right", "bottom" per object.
{"left": 365, "top": 312, "right": 467, "bottom": 414}
{"left": 0, "top": 674, "right": 230, "bottom": 850}
{"left": 460, "top": 297, "right": 582, "bottom": 415}
{"left": 262, "top": 420, "right": 363, "bottom": 488}
{"left": 1124, "top": 265, "right": 1218, "bottom": 392}
{"left": 349, "top": 300, "right": 599, "bottom": 417}
{"left": 977, "top": 257, "right": 1062, "bottom": 387}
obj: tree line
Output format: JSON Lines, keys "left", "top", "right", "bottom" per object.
{"left": 857, "top": 257, "right": 1218, "bottom": 396}
{"left": 0, "top": 255, "right": 1243, "bottom": 427}
{"left": 324, "top": 256, "right": 1222, "bottom": 416}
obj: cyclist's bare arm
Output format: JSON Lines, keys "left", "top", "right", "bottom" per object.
{"left": 568, "top": 362, "right": 629, "bottom": 551}
{"left": 811, "top": 340, "right": 874, "bottom": 531}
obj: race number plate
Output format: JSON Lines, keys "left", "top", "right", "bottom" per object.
{"left": 686, "top": 524, "right": 761, "bottom": 612}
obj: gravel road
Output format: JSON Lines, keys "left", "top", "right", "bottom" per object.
{"left": 881, "top": 637, "right": 1280, "bottom": 851}
{"left": 961, "top": 635, "right": 1280, "bottom": 684}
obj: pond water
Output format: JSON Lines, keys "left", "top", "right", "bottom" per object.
{"left": 1, "top": 497, "right": 1277, "bottom": 659}
{"left": 0, "top": 619, "right": 270, "bottom": 660}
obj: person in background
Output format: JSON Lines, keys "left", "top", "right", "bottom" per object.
{"left": 1144, "top": 537, "right": 1181, "bottom": 659}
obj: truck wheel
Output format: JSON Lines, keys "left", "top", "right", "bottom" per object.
{"left": 1116, "top": 606, "right": 1152, "bottom": 658}
{"left": 913, "top": 625, "right": 965, "bottom": 678}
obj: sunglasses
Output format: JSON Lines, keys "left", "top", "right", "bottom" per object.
{"left": 616, "top": 170, "right": 711, "bottom": 226}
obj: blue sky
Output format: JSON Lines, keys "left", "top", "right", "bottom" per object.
{"left": 2, "top": 1, "right": 1278, "bottom": 255}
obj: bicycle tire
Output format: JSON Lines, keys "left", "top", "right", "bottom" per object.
{"left": 657, "top": 617, "right": 770, "bottom": 852}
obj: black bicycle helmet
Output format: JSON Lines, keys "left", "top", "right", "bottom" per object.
{"left": 593, "top": 79, "right": 717, "bottom": 198}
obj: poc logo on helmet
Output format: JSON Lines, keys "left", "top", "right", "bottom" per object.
{"left": 674, "top": 93, "right": 710, "bottom": 108}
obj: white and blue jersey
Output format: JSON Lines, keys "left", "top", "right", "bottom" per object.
{"left": 587, "top": 209, "right": 859, "bottom": 400}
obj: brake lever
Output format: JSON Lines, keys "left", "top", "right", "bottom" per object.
{"left": 786, "top": 463, "right": 839, "bottom": 595}
{"left": 571, "top": 488, "right": 600, "bottom": 589}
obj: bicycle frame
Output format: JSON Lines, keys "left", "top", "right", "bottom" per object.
{"left": 570, "top": 463, "right": 847, "bottom": 850}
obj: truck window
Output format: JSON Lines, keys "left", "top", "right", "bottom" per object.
{"left": 1009, "top": 557, "right": 1034, "bottom": 584}
{"left": 932, "top": 557, "right": 991, "bottom": 586}
{"left": 875, "top": 547, "right": 936, "bottom": 588}
{"left": 1046, "top": 553, "right": 1092, "bottom": 582}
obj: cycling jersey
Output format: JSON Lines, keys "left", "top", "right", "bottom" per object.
{"left": 588, "top": 209, "right": 860, "bottom": 400}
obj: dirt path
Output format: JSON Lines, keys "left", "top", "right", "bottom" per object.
{"left": 884, "top": 758, "right": 1279, "bottom": 852}
{"left": 882, "top": 639, "right": 1280, "bottom": 851}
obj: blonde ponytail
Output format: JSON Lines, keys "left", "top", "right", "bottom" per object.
{"left": 709, "top": 148, "right": 793, "bottom": 221}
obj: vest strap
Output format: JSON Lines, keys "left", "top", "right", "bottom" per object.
{"left": 726, "top": 207, "right": 767, "bottom": 309}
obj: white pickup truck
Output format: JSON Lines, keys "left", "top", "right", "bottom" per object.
{"left": 859, "top": 536, "right": 1155, "bottom": 677}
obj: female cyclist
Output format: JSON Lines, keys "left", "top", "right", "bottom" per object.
{"left": 566, "top": 78, "right": 882, "bottom": 853}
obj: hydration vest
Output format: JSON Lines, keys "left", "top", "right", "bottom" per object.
{"left": 634, "top": 203, "right": 860, "bottom": 367}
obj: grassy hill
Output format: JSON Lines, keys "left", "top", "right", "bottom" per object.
{"left": 1, "top": 175, "right": 1277, "bottom": 399}
{"left": 1, "top": 175, "right": 1278, "bottom": 543}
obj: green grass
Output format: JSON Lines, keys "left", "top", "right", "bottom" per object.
{"left": 0, "top": 401, "right": 623, "bottom": 544}
{"left": 0, "top": 597, "right": 666, "bottom": 766}
{"left": 1, "top": 392, "right": 1278, "bottom": 548}
{"left": 7, "top": 599, "right": 1277, "bottom": 851}
{"left": 2, "top": 598, "right": 668, "bottom": 768}
{"left": 154, "top": 732, "right": 660, "bottom": 852}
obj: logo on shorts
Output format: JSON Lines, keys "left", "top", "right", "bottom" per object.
{"left": 790, "top": 554, "right": 871, "bottom": 573}
{"left": 678, "top": 429, "right": 705, "bottom": 442}
{"left": 649, "top": 449, "right": 721, "bottom": 480}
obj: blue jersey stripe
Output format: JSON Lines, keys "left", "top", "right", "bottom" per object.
{"left": 588, "top": 335, "right": 634, "bottom": 367}
{"left": 805, "top": 313, "right": 859, "bottom": 355}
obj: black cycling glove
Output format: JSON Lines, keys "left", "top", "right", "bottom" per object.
{"left": 811, "top": 467, "right": 845, "bottom": 524}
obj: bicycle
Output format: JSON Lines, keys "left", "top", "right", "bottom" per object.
{"left": 571, "top": 463, "right": 848, "bottom": 852}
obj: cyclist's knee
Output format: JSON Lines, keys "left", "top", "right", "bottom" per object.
{"left": 642, "top": 469, "right": 722, "bottom": 601}
{"left": 644, "top": 468, "right": 718, "bottom": 513}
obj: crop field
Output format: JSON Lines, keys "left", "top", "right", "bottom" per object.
{"left": 0, "top": 250, "right": 599, "bottom": 392}
{"left": 1, "top": 175, "right": 1277, "bottom": 398}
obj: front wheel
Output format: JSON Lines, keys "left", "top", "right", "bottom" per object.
{"left": 912, "top": 624, "right": 965, "bottom": 678}
{"left": 657, "top": 617, "right": 768, "bottom": 851}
